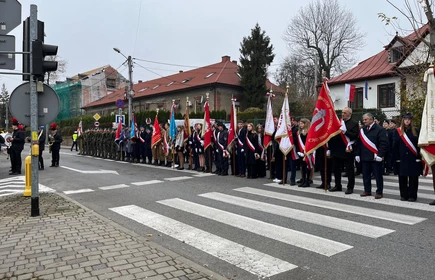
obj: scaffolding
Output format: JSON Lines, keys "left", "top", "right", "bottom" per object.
{"left": 52, "top": 81, "right": 83, "bottom": 120}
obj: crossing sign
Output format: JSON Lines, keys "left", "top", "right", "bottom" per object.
{"left": 116, "top": 115, "right": 125, "bottom": 124}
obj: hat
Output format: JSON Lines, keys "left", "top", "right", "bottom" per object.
{"left": 50, "top": 123, "right": 57, "bottom": 130}
{"left": 402, "top": 113, "right": 413, "bottom": 119}
{"left": 217, "top": 121, "right": 224, "bottom": 127}
{"left": 140, "top": 125, "right": 145, "bottom": 128}
{"left": 383, "top": 119, "right": 390, "bottom": 124}
{"left": 390, "top": 120, "right": 397, "bottom": 124}
{"left": 11, "top": 118, "right": 19, "bottom": 126}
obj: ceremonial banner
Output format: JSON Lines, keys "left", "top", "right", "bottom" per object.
{"left": 115, "top": 119, "right": 122, "bottom": 141}
{"left": 77, "top": 119, "right": 82, "bottom": 137}
{"left": 419, "top": 67, "right": 435, "bottom": 166}
{"left": 169, "top": 104, "right": 177, "bottom": 141}
{"left": 184, "top": 102, "right": 191, "bottom": 141}
{"left": 275, "top": 92, "right": 294, "bottom": 155}
{"left": 151, "top": 113, "right": 162, "bottom": 147}
{"left": 227, "top": 97, "right": 237, "bottom": 149}
{"left": 305, "top": 82, "right": 342, "bottom": 155}
{"left": 264, "top": 91, "right": 275, "bottom": 149}
{"left": 202, "top": 101, "right": 212, "bottom": 149}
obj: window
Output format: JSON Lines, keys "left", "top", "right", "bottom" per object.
{"left": 181, "top": 78, "right": 191, "bottom": 84}
{"left": 378, "top": 83, "right": 396, "bottom": 108}
{"left": 166, "top": 81, "right": 175, "bottom": 86}
{"left": 138, "top": 88, "right": 148, "bottom": 93}
{"left": 391, "top": 47, "right": 404, "bottom": 63}
{"left": 152, "top": 84, "right": 160, "bottom": 90}
{"left": 350, "top": 87, "right": 363, "bottom": 109}
{"left": 106, "top": 78, "right": 116, "bottom": 88}
{"left": 205, "top": 72, "right": 215, "bottom": 79}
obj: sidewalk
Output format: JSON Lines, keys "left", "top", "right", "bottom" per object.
{"left": 0, "top": 192, "right": 224, "bottom": 280}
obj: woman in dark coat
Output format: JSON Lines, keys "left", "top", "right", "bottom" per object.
{"left": 245, "top": 123, "right": 258, "bottom": 179}
{"left": 255, "top": 124, "right": 266, "bottom": 178}
{"left": 392, "top": 113, "right": 422, "bottom": 202}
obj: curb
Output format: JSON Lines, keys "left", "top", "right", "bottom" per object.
{"left": 56, "top": 191, "right": 228, "bottom": 280}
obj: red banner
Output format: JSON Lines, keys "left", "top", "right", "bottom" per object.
{"left": 151, "top": 114, "right": 162, "bottom": 147}
{"left": 305, "top": 82, "right": 342, "bottom": 155}
{"left": 227, "top": 98, "right": 237, "bottom": 148}
{"left": 203, "top": 101, "right": 212, "bottom": 149}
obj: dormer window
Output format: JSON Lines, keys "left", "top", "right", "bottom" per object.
{"left": 138, "top": 88, "right": 148, "bottom": 93}
{"left": 205, "top": 72, "right": 215, "bottom": 79}
{"left": 152, "top": 84, "right": 160, "bottom": 90}
{"left": 166, "top": 81, "right": 175, "bottom": 86}
{"left": 391, "top": 46, "right": 404, "bottom": 63}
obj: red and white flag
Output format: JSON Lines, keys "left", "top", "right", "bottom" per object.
{"left": 275, "top": 92, "right": 294, "bottom": 155}
{"left": 345, "top": 84, "right": 356, "bottom": 102}
{"left": 419, "top": 68, "right": 435, "bottom": 168}
{"left": 264, "top": 90, "right": 275, "bottom": 149}
{"left": 151, "top": 113, "right": 162, "bottom": 147}
{"left": 305, "top": 82, "right": 342, "bottom": 155}
{"left": 227, "top": 97, "right": 237, "bottom": 149}
{"left": 77, "top": 119, "right": 82, "bottom": 137}
{"left": 202, "top": 100, "right": 212, "bottom": 150}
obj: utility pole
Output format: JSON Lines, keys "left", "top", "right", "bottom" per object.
{"left": 127, "top": 56, "right": 133, "bottom": 125}
{"left": 5, "top": 100, "right": 8, "bottom": 131}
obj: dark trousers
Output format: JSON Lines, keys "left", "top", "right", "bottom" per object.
{"left": 362, "top": 161, "right": 383, "bottom": 194}
{"left": 51, "top": 148, "right": 60, "bottom": 166}
{"left": 319, "top": 158, "right": 332, "bottom": 187}
{"left": 288, "top": 158, "right": 297, "bottom": 183}
{"left": 39, "top": 149, "right": 44, "bottom": 169}
{"left": 256, "top": 159, "right": 266, "bottom": 178}
{"left": 275, "top": 149, "right": 284, "bottom": 180}
{"left": 333, "top": 155, "right": 355, "bottom": 190}
{"left": 10, "top": 149, "right": 22, "bottom": 173}
{"left": 399, "top": 176, "right": 419, "bottom": 200}
{"left": 71, "top": 141, "right": 78, "bottom": 151}
{"left": 247, "top": 164, "right": 256, "bottom": 178}
{"left": 237, "top": 149, "right": 246, "bottom": 175}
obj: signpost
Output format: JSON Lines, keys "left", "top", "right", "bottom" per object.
{"left": 116, "top": 115, "right": 125, "bottom": 124}
{"left": 116, "top": 99, "right": 125, "bottom": 108}
{"left": 94, "top": 121, "right": 100, "bottom": 127}
{"left": 0, "top": 35, "right": 16, "bottom": 69}
{"left": 93, "top": 113, "right": 101, "bottom": 121}
{"left": 0, "top": 0, "right": 21, "bottom": 70}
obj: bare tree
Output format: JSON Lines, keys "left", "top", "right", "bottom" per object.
{"left": 45, "top": 55, "right": 67, "bottom": 85}
{"left": 284, "top": 0, "right": 365, "bottom": 79}
{"left": 275, "top": 55, "right": 315, "bottom": 98}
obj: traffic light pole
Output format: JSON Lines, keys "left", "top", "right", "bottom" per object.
{"left": 127, "top": 56, "right": 133, "bottom": 125}
{"left": 29, "top": 4, "right": 40, "bottom": 217}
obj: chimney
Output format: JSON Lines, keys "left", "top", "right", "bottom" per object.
{"left": 222, "top": 55, "right": 230, "bottom": 62}
{"left": 138, "top": 80, "right": 142, "bottom": 83}
{"left": 179, "top": 70, "right": 183, "bottom": 73}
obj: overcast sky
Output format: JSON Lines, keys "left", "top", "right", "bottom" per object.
{"left": 1, "top": 0, "right": 414, "bottom": 92}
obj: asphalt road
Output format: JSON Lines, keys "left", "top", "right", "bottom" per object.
{"left": 2, "top": 147, "right": 435, "bottom": 280}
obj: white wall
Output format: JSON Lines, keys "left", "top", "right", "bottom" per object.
{"left": 329, "top": 76, "right": 401, "bottom": 110}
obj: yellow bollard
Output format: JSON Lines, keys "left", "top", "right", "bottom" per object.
{"left": 24, "top": 156, "right": 32, "bottom": 197}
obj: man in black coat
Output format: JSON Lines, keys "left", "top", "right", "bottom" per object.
{"left": 49, "top": 123, "right": 63, "bottom": 167}
{"left": 329, "top": 107, "right": 359, "bottom": 193}
{"left": 38, "top": 126, "right": 46, "bottom": 170}
{"left": 354, "top": 113, "right": 389, "bottom": 199}
{"left": 9, "top": 118, "right": 25, "bottom": 175}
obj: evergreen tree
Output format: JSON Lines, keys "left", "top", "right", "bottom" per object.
{"left": 239, "top": 23, "right": 275, "bottom": 108}
{"left": 0, "top": 83, "right": 9, "bottom": 127}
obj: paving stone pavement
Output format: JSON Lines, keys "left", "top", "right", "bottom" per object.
{"left": 0, "top": 193, "right": 225, "bottom": 280}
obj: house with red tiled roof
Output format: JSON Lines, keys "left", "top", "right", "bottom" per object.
{"left": 328, "top": 25, "right": 430, "bottom": 115}
{"left": 82, "top": 55, "right": 283, "bottom": 116}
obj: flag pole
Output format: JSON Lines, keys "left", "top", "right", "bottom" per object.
{"left": 282, "top": 155, "right": 286, "bottom": 186}
{"left": 324, "top": 146, "right": 327, "bottom": 192}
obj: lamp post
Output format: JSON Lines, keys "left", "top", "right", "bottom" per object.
{"left": 113, "top": 48, "right": 133, "bottom": 124}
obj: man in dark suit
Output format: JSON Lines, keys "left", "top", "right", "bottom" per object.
{"left": 49, "top": 123, "right": 63, "bottom": 167}
{"left": 354, "top": 113, "right": 389, "bottom": 199}
{"left": 38, "top": 126, "right": 46, "bottom": 170}
{"left": 9, "top": 118, "right": 25, "bottom": 175}
{"left": 329, "top": 107, "right": 359, "bottom": 193}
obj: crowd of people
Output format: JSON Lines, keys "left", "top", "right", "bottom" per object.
{"left": 76, "top": 107, "right": 434, "bottom": 205}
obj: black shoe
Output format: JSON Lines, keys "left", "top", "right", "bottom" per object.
{"left": 290, "top": 182, "right": 296, "bottom": 186}
{"left": 408, "top": 198, "right": 416, "bottom": 202}
{"left": 400, "top": 197, "right": 408, "bottom": 201}
{"left": 342, "top": 172, "right": 348, "bottom": 177}
{"left": 9, "top": 172, "right": 17, "bottom": 175}
{"left": 355, "top": 172, "right": 361, "bottom": 176}
{"left": 296, "top": 179, "right": 303, "bottom": 183}
{"left": 39, "top": 167, "right": 44, "bottom": 170}
{"left": 316, "top": 184, "right": 325, "bottom": 189}
{"left": 329, "top": 187, "right": 342, "bottom": 192}
{"left": 221, "top": 172, "right": 228, "bottom": 176}
{"left": 309, "top": 180, "right": 313, "bottom": 184}
{"left": 297, "top": 179, "right": 306, "bottom": 187}
{"left": 301, "top": 181, "right": 310, "bottom": 188}
{"left": 345, "top": 189, "right": 353, "bottom": 195}
{"left": 49, "top": 165, "right": 55, "bottom": 167}
{"left": 429, "top": 200, "right": 435, "bottom": 206}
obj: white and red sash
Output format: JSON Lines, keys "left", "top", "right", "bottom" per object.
{"left": 246, "top": 134, "right": 256, "bottom": 152}
{"left": 297, "top": 132, "right": 314, "bottom": 169}
{"left": 163, "top": 131, "right": 169, "bottom": 155}
{"left": 360, "top": 128, "right": 378, "bottom": 156}
{"left": 397, "top": 128, "right": 429, "bottom": 176}
{"left": 139, "top": 132, "right": 145, "bottom": 143}
{"left": 217, "top": 132, "right": 224, "bottom": 151}
{"left": 196, "top": 131, "right": 201, "bottom": 143}
{"left": 257, "top": 134, "right": 266, "bottom": 160}
{"left": 340, "top": 119, "right": 354, "bottom": 152}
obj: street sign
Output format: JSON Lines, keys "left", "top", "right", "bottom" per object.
{"left": 93, "top": 113, "right": 101, "bottom": 121}
{"left": 0, "top": 0, "right": 22, "bottom": 35}
{"left": 116, "top": 99, "right": 125, "bottom": 108}
{"left": 94, "top": 121, "right": 100, "bottom": 127}
{"left": 0, "top": 35, "right": 15, "bottom": 69}
{"left": 116, "top": 115, "right": 125, "bottom": 124}
{"left": 9, "top": 82, "right": 60, "bottom": 126}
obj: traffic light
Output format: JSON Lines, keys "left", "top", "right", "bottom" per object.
{"left": 22, "top": 18, "right": 44, "bottom": 81}
{"left": 31, "top": 40, "right": 58, "bottom": 81}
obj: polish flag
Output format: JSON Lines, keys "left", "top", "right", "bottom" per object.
{"left": 345, "top": 84, "right": 356, "bottom": 102}
{"left": 419, "top": 68, "right": 435, "bottom": 169}
{"left": 264, "top": 90, "right": 275, "bottom": 149}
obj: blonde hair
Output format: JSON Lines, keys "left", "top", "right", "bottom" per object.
{"left": 299, "top": 118, "right": 311, "bottom": 135}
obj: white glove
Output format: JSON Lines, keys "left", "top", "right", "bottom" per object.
{"left": 375, "top": 155, "right": 383, "bottom": 162}
{"left": 188, "top": 141, "right": 192, "bottom": 144}
{"left": 216, "top": 149, "right": 219, "bottom": 152}
{"left": 195, "top": 148, "right": 198, "bottom": 153}
{"left": 297, "top": 152, "right": 304, "bottom": 157}
{"left": 326, "top": 150, "right": 331, "bottom": 157}
{"left": 340, "top": 123, "right": 347, "bottom": 132}
{"left": 355, "top": 156, "right": 360, "bottom": 163}
{"left": 255, "top": 153, "right": 260, "bottom": 159}
{"left": 200, "top": 140, "right": 204, "bottom": 146}
{"left": 241, "top": 149, "right": 244, "bottom": 152}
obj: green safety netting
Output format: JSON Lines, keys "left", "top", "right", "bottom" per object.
{"left": 52, "top": 81, "right": 83, "bottom": 121}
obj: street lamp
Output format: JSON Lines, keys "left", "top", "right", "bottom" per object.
{"left": 113, "top": 47, "right": 133, "bottom": 124}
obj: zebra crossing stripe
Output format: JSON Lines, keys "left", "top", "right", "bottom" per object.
{"left": 237, "top": 187, "right": 429, "bottom": 223}
{"left": 63, "top": 189, "right": 94, "bottom": 195}
{"left": 131, "top": 180, "right": 164, "bottom": 186}
{"left": 164, "top": 176, "right": 192, "bottom": 181}
{"left": 328, "top": 176, "right": 434, "bottom": 192}
{"left": 199, "top": 192, "right": 395, "bottom": 238}
{"left": 311, "top": 179, "right": 435, "bottom": 200}
{"left": 158, "top": 198, "right": 352, "bottom": 256}
{"left": 109, "top": 205, "right": 297, "bottom": 278}
{"left": 99, "top": 184, "right": 130, "bottom": 190}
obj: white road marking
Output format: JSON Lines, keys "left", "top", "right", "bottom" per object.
{"left": 164, "top": 176, "right": 193, "bottom": 181}
{"left": 110, "top": 205, "right": 297, "bottom": 277}
{"left": 0, "top": 176, "right": 24, "bottom": 183}
{"left": 63, "top": 189, "right": 94, "bottom": 194}
{"left": 329, "top": 176, "right": 435, "bottom": 191}
{"left": 103, "top": 159, "right": 114, "bottom": 162}
{"left": 312, "top": 179, "right": 435, "bottom": 199}
{"left": 158, "top": 198, "right": 352, "bottom": 257}
{"left": 264, "top": 183, "right": 435, "bottom": 214}
{"left": 99, "top": 184, "right": 130, "bottom": 190}
{"left": 193, "top": 173, "right": 216, "bottom": 177}
{"left": 199, "top": 192, "right": 395, "bottom": 238}
{"left": 60, "top": 166, "right": 119, "bottom": 175}
{"left": 131, "top": 180, "right": 164, "bottom": 186}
